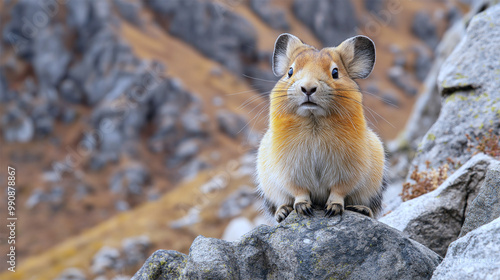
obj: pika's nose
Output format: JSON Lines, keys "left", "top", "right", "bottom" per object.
{"left": 301, "top": 85, "right": 317, "bottom": 96}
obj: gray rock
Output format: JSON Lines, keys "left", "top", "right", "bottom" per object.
{"left": 412, "top": 11, "right": 439, "bottom": 49}
{"left": 431, "top": 216, "right": 500, "bottom": 279}
{"left": 60, "top": 79, "right": 83, "bottom": 104}
{"left": 25, "top": 188, "right": 46, "bottom": 209}
{"left": 2, "top": 106, "right": 34, "bottom": 143}
{"left": 250, "top": 0, "right": 290, "bottom": 30}
{"left": 0, "top": 67, "right": 8, "bottom": 102}
{"left": 410, "top": 5, "right": 500, "bottom": 174}
{"left": 386, "top": 19, "right": 466, "bottom": 185}
{"left": 91, "top": 246, "right": 121, "bottom": 275}
{"left": 173, "top": 139, "right": 200, "bottom": 164}
{"left": 364, "top": 0, "right": 385, "bottom": 14}
{"left": 217, "top": 110, "right": 247, "bottom": 139}
{"left": 55, "top": 268, "right": 87, "bottom": 280}
{"left": 134, "top": 211, "right": 442, "bottom": 279}
{"left": 122, "top": 235, "right": 151, "bottom": 266}
{"left": 293, "top": 0, "right": 357, "bottom": 46}
{"left": 387, "top": 66, "right": 418, "bottom": 96}
{"left": 133, "top": 250, "right": 187, "bottom": 280}
{"left": 381, "top": 91, "right": 400, "bottom": 107}
{"left": 381, "top": 154, "right": 493, "bottom": 257}
{"left": 113, "top": 0, "right": 142, "bottom": 26}
{"left": 146, "top": 0, "right": 257, "bottom": 74}
{"left": 413, "top": 46, "right": 433, "bottom": 82}
{"left": 179, "top": 159, "right": 209, "bottom": 180}
{"left": 218, "top": 186, "right": 256, "bottom": 218}
{"left": 109, "top": 165, "right": 151, "bottom": 195}
{"left": 33, "top": 25, "right": 72, "bottom": 89}
{"left": 459, "top": 160, "right": 500, "bottom": 237}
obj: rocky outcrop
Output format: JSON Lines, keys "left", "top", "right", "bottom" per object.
{"left": 381, "top": 154, "right": 496, "bottom": 256}
{"left": 431, "top": 216, "right": 500, "bottom": 279}
{"left": 459, "top": 160, "right": 500, "bottom": 237}
{"left": 293, "top": 0, "right": 357, "bottom": 46}
{"left": 133, "top": 211, "right": 441, "bottom": 280}
{"left": 408, "top": 4, "right": 500, "bottom": 174}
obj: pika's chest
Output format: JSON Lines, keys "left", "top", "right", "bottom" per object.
{"left": 278, "top": 136, "right": 345, "bottom": 186}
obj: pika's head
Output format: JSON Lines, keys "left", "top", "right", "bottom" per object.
{"left": 271, "top": 33, "right": 375, "bottom": 117}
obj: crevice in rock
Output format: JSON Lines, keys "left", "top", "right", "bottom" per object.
{"left": 441, "top": 84, "right": 480, "bottom": 97}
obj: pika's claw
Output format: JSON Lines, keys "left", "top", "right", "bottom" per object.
{"left": 324, "top": 203, "right": 344, "bottom": 217}
{"left": 345, "top": 205, "right": 373, "bottom": 218}
{"left": 275, "top": 204, "right": 293, "bottom": 223}
{"left": 294, "top": 201, "right": 313, "bottom": 216}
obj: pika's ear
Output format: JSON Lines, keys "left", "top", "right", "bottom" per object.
{"left": 272, "top": 33, "right": 304, "bottom": 76}
{"left": 336, "top": 36, "right": 376, "bottom": 79}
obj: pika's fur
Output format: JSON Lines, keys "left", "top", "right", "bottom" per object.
{"left": 256, "top": 33, "right": 386, "bottom": 223}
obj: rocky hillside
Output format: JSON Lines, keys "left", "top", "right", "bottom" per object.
{"left": 0, "top": 0, "right": 469, "bottom": 279}
{"left": 134, "top": 1, "right": 500, "bottom": 279}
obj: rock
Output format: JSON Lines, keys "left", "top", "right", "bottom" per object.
{"left": 60, "top": 79, "right": 83, "bottom": 104}
{"left": 91, "top": 246, "right": 121, "bottom": 275}
{"left": 293, "top": 0, "right": 357, "bottom": 46}
{"left": 199, "top": 174, "right": 228, "bottom": 194}
{"left": 387, "top": 66, "right": 418, "bottom": 96}
{"left": 431, "top": 216, "right": 500, "bottom": 279}
{"left": 135, "top": 211, "right": 442, "bottom": 279}
{"left": 113, "top": 0, "right": 142, "bottom": 26}
{"left": 33, "top": 25, "right": 72, "bottom": 89}
{"left": 122, "top": 235, "right": 151, "bottom": 266}
{"left": 386, "top": 19, "right": 466, "bottom": 186}
{"left": 217, "top": 110, "right": 247, "bottom": 139}
{"left": 381, "top": 91, "right": 401, "bottom": 107}
{"left": 393, "top": 54, "right": 407, "bottom": 68}
{"left": 218, "top": 185, "right": 256, "bottom": 218}
{"left": 0, "top": 67, "right": 8, "bottom": 102}
{"left": 115, "top": 200, "right": 130, "bottom": 211}
{"left": 459, "top": 160, "right": 500, "bottom": 237}
{"left": 412, "top": 11, "right": 439, "bottom": 49}
{"left": 250, "top": 0, "right": 290, "bottom": 30}
{"left": 381, "top": 154, "right": 493, "bottom": 256}
{"left": 221, "top": 217, "right": 255, "bottom": 242}
{"left": 364, "top": 0, "right": 384, "bottom": 14}
{"left": 413, "top": 46, "right": 433, "bottom": 82}
{"left": 55, "top": 268, "right": 87, "bottom": 280}
{"left": 146, "top": 0, "right": 257, "bottom": 74}
{"left": 179, "top": 159, "right": 209, "bottom": 180}
{"left": 169, "top": 208, "right": 200, "bottom": 229}
{"left": 25, "top": 188, "right": 46, "bottom": 209}
{"left": 410, "top": 5, "right": 500, "bottom": 174}
{"left": 172, "top": 139, "right": 200, "bottom": 164}
{"left": 132, "top": 250, "right": 187, "bottom": 280}
{"left": 109, "top": 165, "right": 151, "bottom": 195}
{"left": 1, "top": 106, "right": 34, "bottom": 143}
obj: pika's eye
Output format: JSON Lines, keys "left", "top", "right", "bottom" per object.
{"left": 288, "top": 67, "right": 293, "bottom": 78}
{"left": 332, "top": 68, "right": 339, "bottom": 79}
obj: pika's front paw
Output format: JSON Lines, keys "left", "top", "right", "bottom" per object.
{"left": 345, "top": 205, "right": 374, "bottom": 218}
{"left": 324, "top": 203, "right": 344, "bottom": 217}
{"left": 275, "top": 204, "right": 293, "bottom": 223}
{"left": 294, "top": 201, "right": 313, "bottom": 216}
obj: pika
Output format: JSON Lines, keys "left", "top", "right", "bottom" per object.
{"left": 256, "top": 33, "right": 386, "bottom": 223}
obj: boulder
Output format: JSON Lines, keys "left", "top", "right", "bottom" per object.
{"left": 134, "top": 211, "right": 442, "bottom": 279}
{"left": 380, "top": 154, "right": 493, "bottom": 257}
{"left": 216, "top": 110, "right": 247, "bottom": 139}
{"left": 411, "top": 11, "right": 439, "bottom": 49}
{"left": 250, "top": 0, "right": 289, "bottom": 30}
{"left": 293, "top": 0, "right": 357, "bottom": 46}
{"left": 459, "top": 160, "right": 500, "bottom": 237}
{"left": 409, "top": 5, "right": 500, "bottom": 174}
{"left": 431, "top": 217, "right": 500, "bottom": 279}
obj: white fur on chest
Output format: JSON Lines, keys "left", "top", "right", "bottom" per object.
{"left": 277, "top": 136, "right": 349, "bottom": 193}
